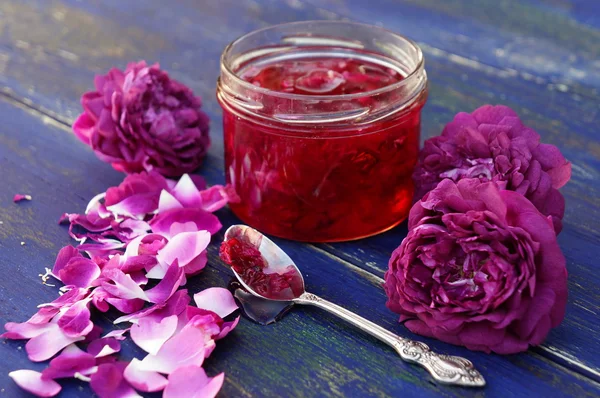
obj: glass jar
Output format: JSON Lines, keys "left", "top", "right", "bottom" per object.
{"left": 217, "top": 21, "right": 427, "bottom": 242}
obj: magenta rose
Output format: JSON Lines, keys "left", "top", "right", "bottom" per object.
{"left": 384, "top": 178, "right": 568, "bottom": 354}
{"left": 73, "top": 61, "right": 210, "bottom": 177}
{"left": 413, "top": 105, "right": 571, "bottom": 233}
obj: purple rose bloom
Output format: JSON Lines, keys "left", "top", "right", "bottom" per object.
{"left": 73, "top": 61, "right": 210, "bottom": 177}
{"left": 413, "top": 105, "right": 571, "bottom": 233}
{"left": 384, "top": 178, "right": 568, "bottom": 354}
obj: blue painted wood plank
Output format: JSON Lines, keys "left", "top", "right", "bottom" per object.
{"left": 1, "top": 90, "right": 600, "bottom": 397}
{"left": 306, "top": 0, "right": 600, "bottom": 89}
{"left": 516, "top": 0, "right": 600, "bottom": 30}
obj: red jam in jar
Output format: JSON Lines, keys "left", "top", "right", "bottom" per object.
{"left": 217, "top": 22, "right": 427, "bottom": 242}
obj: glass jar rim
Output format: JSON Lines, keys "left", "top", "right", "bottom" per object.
{"left": 220, "top": 20, "right": 425, "bottom": 101}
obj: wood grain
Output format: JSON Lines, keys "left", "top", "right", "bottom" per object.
{"left": 306, "top": 0, "right": 600, "bottom": 89}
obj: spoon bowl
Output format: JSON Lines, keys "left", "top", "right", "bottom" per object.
{"left": 224, "top": 224, "right": 306, "bottom": 301}
{"left": 222, "top": 224, "right": 485, "bottom": 388}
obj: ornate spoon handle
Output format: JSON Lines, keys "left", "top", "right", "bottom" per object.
{"left": 294, "top": 292, "right": 485, "bottom": 387}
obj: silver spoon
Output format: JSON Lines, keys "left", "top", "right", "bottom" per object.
{"left": 224, "top": 225, "right": 486, "bottom": 387}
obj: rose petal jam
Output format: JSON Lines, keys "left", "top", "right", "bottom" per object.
{"left": 218, "top": 23, "right": 427, "bottom": 242}
{"left": 220, "top": 237, "right": 304, "bottom": 300}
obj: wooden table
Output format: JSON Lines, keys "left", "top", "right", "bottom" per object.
{"left": 1, "top": 1, "right": 599, "bottom": 396}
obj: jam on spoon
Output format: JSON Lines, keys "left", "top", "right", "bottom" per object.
{"left": 220, "top": 236, "right": 304, "bottom": 301}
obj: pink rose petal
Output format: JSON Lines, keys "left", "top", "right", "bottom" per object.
{"left": 123, "top": 233, "right": 166, "bottom": 258}
{"left": 105, "top": 195, "right": 158, "bottom": 219}
{"left": 13, "top": 194, "right": 32, "bottom": 203}
{"left": 217, "top": 316, "right": 240, "bottom": 340}
{"left": 145, "top": 261, "right": 185, "bottom": 304}
{"left": 130, "top": 314, "right": 178, "bottom": 355}
{"left": 156, "top": 230, "right": 211, "bottom": 274}
{"left": 137, "top": 321, "right": 208, "bottom": 374}
{"left": 113, "top": 290, "right": 190, "bottom": 325}
{"left": 88, "top": 337, "right": 121, "bottom": 358}
{"left": 102, "top": 269, "right": 148, "bottom": 301}
{"left": 57, "top": 299, "right": 94, "bottom": 338}
{"left": 198, "top": 184, "right": 233, "bottom": 212}
{"left": 78, "top": 238, "right": 126, "bottom": 258}
{"left": 9, "top": 370, "right": 61, "bottom": 397}
{"left": 2, "top": 321, "right": 52, "bottom": 340}
{"left": 105, "top": 297, "right": 145, "bottom": 314}
{"left": 163, "top": 366, "right": 224, "bottom": 398}
{"left": 83, "top": 324, "right": 104, "bottom": 343}
{"left": 30, "top": 288, "right": 90, "bottom": 324}
{"left": 145, "top": 262, "right": 169, "bottom": 279}
{"left": 52, "top": 245, "right": 81, "bottom": 275}
{"left": 90, "top": 362, "right": 141, "bottom": 398}
{"left": 123, "top": 358, "right": 168, "bottom": 392}
{"left": 193, "top": 287, "right": 238, "bottom": 318}
{"left": 42, "top": 344, "right": 97, "bottom": 379}
{"left": 181, "top": 251, "right": 208, "bottom": 276}
{"left": 103, "top": 328, "right": 130, "bottom": 340}
{"left": 158, "top": 190, "right": 184, "bottom": 213}
{"left": 170, "top": 174, "right": 202, "bottom": 208}
{"left": 91, "top": 287, "right": 111, "bottom": 312}
{"left": 150, "top": 208, "right": 221, "bottom": 238}
{"left": 26, "top": 324, "right": 84, "bottom": 362}
{"left": 57, "top": 256, "right": 101, "bottom": 288}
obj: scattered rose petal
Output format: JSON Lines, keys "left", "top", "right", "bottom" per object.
{"left": 5, "top": 166, "right": 236, "bottom": 397}
{"left": 144, "top": 261, "right": 185, "bottom": 303}
{"left": 130, "top": 315, "right": 178, "bottom": 355}
{"left": 78, "top": 238, "right": 126, "bottom": 258}
{"left": 101, "top": 269, "right": 148, "bottom": 301}
{"left": 155, "top": 230, "right": 211, "bottom": 276}
{"left": 105, "top": 297, "right": 145, "bottom": 314}
{"left": 90, "top": 362, "right": 141, "bottom": 398}
{"left": 137, "top": 321, "right": 208, "bottom": 374}
{"left": 2, "top": 321, "right": 52, "bottom": 340}
{"left": 123, "top": 358, "right": 168, "bottom": 393}
{"left": 193, "top": 288, "right": 238, "bottom": 318}
{"left": 35, "top": 288, "right": 90, "bottom": 313}
{"left": 150, "top": 208, "right": 221, "bottom": 238}
{"left": 103, "top": 328, "right": 129, "bottom": 340}
{"left": 217, "top": 316, "right": 240, "bottom": 340}
{"left": 198, "top": 184, "right": 236, "bottom": 212}
{"left": 9, "top": 370, "right": 61, "bottom": 397}
{"left": 13, "top": 194, "right": 32, "bottom": 203}
{"left": 83, "top": 324, "right": 104, "bottom": 343}
{"left": 164, "top": 366, "right": 224, "bottom": 398}
{"left": 42, "top": 344, "right": 97, "bottom": 380}
{"left": 57, "top": 299, "right": 94, "bottom": 338}
{"left": 104, "top": 172, "right": 169, "bottom": 218}
{"left": 88, "top": 338, "right": 121, "bottom": 358}
{"left": 26, "top": 324, "right": 84, "bottom": 362}
{"left": 158, "top": 190, "right": 184, "bottom": 213}
{"left": 114, "top": 290, "right": 190, "bottom": 325}
{"left": 56, "top": 256, "right": 101, "bottom": 288}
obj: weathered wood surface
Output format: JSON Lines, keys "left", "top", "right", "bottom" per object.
{"left": 0, "top": 0, "right": 599, "bottom": 396}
